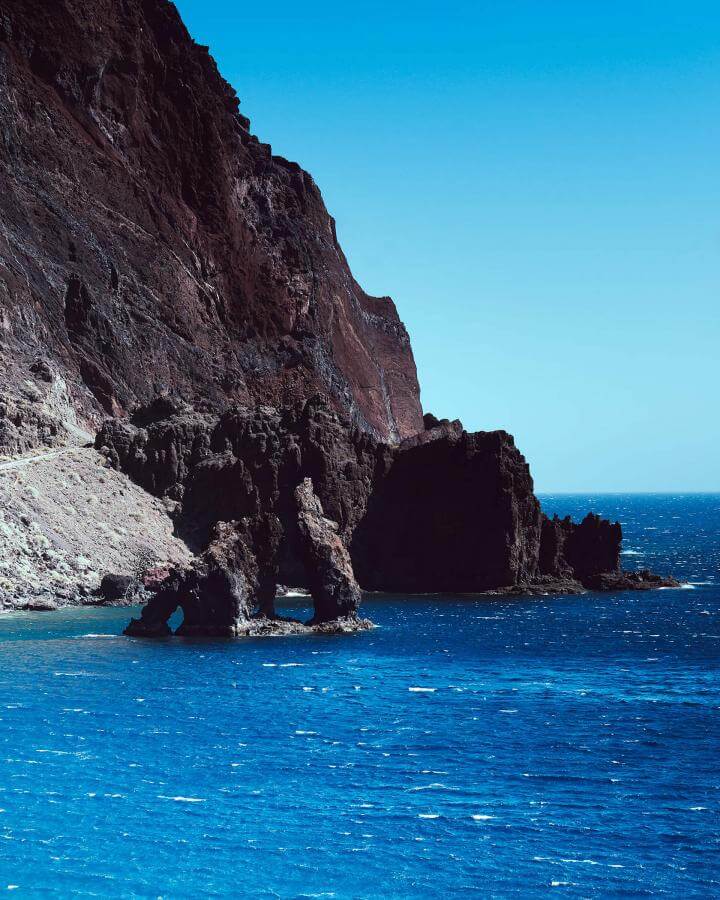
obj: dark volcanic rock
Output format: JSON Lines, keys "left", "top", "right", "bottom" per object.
{"left": 96, "top": 573, "right": 136, "bottom": 604}
{"left": 351, "top": 424, "right": 541, "bottom": 592}
{"left": 125, "top": 519, "right": 263, "bottom": 637}
{"left": 0, "top": 0, "right": 422, "bottom": 443}
{"left": 581, "top": 569, "right": 681, "bottom": 591}
{"left": 99, "top": 397, "right": 671, "bottom": 620}
{"left": 539, "top": 513, "right": 629, "bottom": 588}
{"left": 295, "top": 478, "right": 362, "bottom": 623}
{"left": 97, "top": 396, "right": 381, "bottom": 582}
{"left": 173, "top": 520, "right": 261, "bottom": 637}
{"left": 125, "top": 497, "right": 368, "bottom": 637}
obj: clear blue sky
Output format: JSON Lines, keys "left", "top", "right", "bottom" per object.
{"left": 175, "top": 0, "right": 718, "bottom": 491}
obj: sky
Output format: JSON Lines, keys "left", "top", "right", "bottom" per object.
{"left": 174, "top": 0, "right": 719, "bottom": 491}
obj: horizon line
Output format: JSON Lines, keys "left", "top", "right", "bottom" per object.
{"left": 536, "top": 490, "right": 720, "bottom": 496}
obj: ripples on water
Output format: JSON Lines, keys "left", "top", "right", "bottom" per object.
{"left": 0, "top": 495, "right": 718, "bottom": 896}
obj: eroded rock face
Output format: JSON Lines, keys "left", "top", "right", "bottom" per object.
{"left": 295, "top": 478, "right": 362, "bottom": 623}
{"left": 98, "top": 396, "right": 381, "bottom": 585}
{"left": 351, "top": 422, "right": 542, "bottom": 592}
{"left": 539, "top": 514, "right": 621, "bottom": 585}
{"left": 0, "top": 0, "right": 422, "bottom": 443}
{"left": 125, "top": 519, "right": 261, "bottom": 637}
{"left": 99, "top": 396, "right": 656, "bottom": 623}
{"left": 125, "top": 486, "right": 366, "bottom": 636}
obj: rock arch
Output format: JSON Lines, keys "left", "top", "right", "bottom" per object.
{"left": 124, "top": 480, "right": 365, "bottom": 637}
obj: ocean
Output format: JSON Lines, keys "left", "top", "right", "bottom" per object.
{"left": 0, "top": 494, "right": 717, "bottom": 896}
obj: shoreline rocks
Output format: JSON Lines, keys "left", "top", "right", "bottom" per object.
{"left": 124, "top": 478, "right": 369, "bottom": 637}
{"left": 95, "top": 396, "right": 679, "bottom": 637}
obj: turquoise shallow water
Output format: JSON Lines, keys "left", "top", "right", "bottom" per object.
{"left": 0, "top": 494, "right": 718, "bottom": 897}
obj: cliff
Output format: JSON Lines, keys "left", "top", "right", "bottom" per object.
{"left": 0, "top": 0, "right": 422, "bottom": 443}
{"left": 95, "top": 398, "right": 675, "bottom": 634}
{"left": 0, "top": 0, "right": 677, "bottom": 628}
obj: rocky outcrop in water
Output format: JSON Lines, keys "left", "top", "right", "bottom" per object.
{"left": 539, "top": 514, "right": 621, "bottom": 581}
{"left": 0, "top": 0, "right": 421, "bottom": 444}
{"left": 295, "top": 478, "right": 362, "bottom": 623}
{"left": 126, "top": 519, "right": 262, "bottom": 637}
{"left": 125, "top": 483, "right": 369, "bottom": 636}
{"left": 97, "top": 396, "right": 676, "bottom": 636}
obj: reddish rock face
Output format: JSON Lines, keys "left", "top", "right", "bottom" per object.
{"left": 0, "top": 0, "right": 422, "bottom": 441}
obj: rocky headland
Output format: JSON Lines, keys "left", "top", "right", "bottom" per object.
{"left": 97, "top": 397, "right": 678, "bottom": 635}
{"left": 0, "top": 0, "right": 678, "bottom": 632}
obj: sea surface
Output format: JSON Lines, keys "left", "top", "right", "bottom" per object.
{"left": 0, "top": 494, "right": 718, "bottom": 897}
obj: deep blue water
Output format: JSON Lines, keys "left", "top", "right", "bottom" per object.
{"left": 0, "top": 494, "right": 718, "bottom": 897}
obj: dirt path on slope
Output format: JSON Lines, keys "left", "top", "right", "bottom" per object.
{"left": 0, "top": 446, "right": 84, "bottom": 472}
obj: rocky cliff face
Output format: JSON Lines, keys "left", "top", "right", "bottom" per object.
{"left": 0, "top": 0, "right": 676, "bottom": 629}
{"left": 351, "top": 420, "right": 542, "bottom": 592}
{"left": 0, "top": 0, "right": 422, "bottom": 443}
{"left": 97, "top": 397, "right": 671, "bottom": 636}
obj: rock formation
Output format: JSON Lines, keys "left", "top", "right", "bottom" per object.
{"left": 295, "top": 478, "right": 362, "bottom": 623}
{"left": 539, "top": 513, "right": 622, "bottom": 583}
{"left": 0, "top": 0, "right": 421, "bottom": 444}
{"left": 96, "top": 397, "right": 676, "bottom": 635}
{"left": 0, "top": 0, "right": 678, "bottom": 627}
{"left": 351, "top": 419, "right": 542, "bottom": 592}
{"left": 125, "top": 484, "right": 369, "bottom": 637}
{"left": 126, "top": 519, "right": 263, "bottom": 637}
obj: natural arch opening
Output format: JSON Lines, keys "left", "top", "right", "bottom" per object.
{"left": 273, "top": 587, "right": 314, "bottom": 625}
{"left": 168, "top": 606, "right": 184, "bottom": 633}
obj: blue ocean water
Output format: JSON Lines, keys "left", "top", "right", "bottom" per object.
{"left": 0, "top": 494, "right": 718, "bottom": 897}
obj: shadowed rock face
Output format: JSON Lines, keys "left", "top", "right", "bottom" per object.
{"left": 295, "top": 478, "right": 362, "bottom": 623}
{"left": 124, "top": 484, "right": 367, "bottom": 637}
{"left": 0, "top": 0, "right": 422, "bottom": 442}
{"left": 351, "top": 422, "right": 542, "bottom": 592}
{"left": 539, "top": 514, "right": 622, "bottom": 582}
{"left": 98, "top": 397, "right": 673, "bottom": 636}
